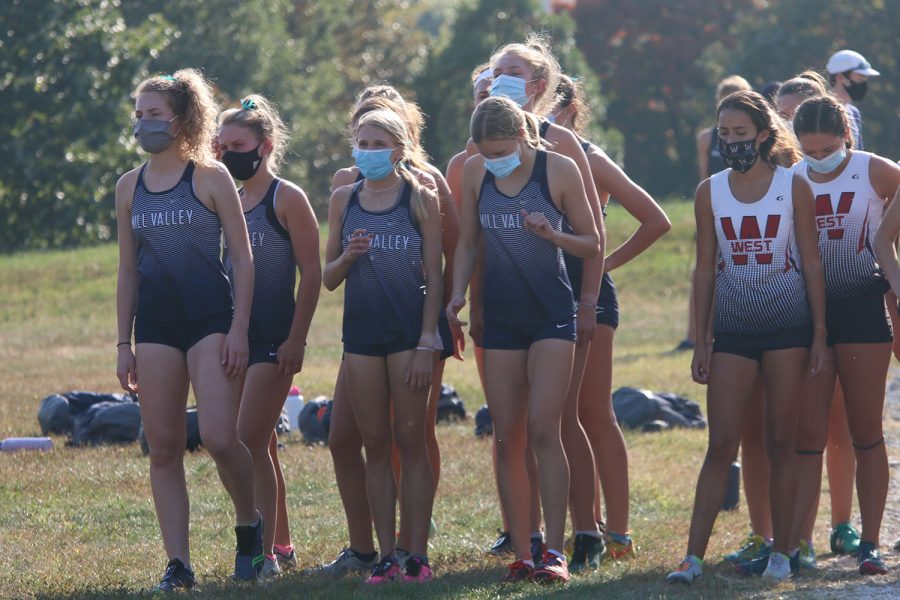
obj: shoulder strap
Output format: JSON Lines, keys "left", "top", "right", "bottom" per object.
{"left": 539, "top": 119, "right": 550, "bottom": 139}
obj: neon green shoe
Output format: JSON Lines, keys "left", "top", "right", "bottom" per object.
{"left": 830, "top": 522, "right": 861, "bottom": 556}
{"left": 725, "top": 533, "right": 768, "bottom": 564}
{"left": 798, "top": 539, "right": 817, "bottom": 569}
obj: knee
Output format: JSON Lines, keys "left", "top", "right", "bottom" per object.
{"left": 359, "top": 430, "right": 392, "bottom": 461}
{"left": 237, "top": 427, "right": 270, "bottom": 457}
{"left": 147, "top": 435, "right": 184, "bottom": 469}
{"left": 328, "top": 426, "right": 362, "bottom": 458}
{"left": 705, "top": 435, "right": 739, "bottom": 466}
{"left": 765, "top": 431, "right": 796, "bottom": 459}
{"left": 202, "top": 429, "right": 240, "bottom": 462}
{"left": 393, "top": 424, "right": 426, "bottom": 457}
{"left": 528, "top": 418, "right": 562, "bottom": 454}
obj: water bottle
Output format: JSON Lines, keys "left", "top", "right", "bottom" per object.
{"left": 1, "top": 437, "right": 53, "bottom": 452}
{"left": 283, "top": 386, "right": 304, "bottom": 433}
{"left": 721, "top": 461, "right": 741, "bottom": 511}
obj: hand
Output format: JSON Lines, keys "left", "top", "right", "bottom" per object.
{"left": 221, "top": 328, "right": 249, "bottom": 379}
{"left": 276, "top": 338, "right": 306, "bottom": 376}
{"left": 450, "top": 322, "right": 465, "bottom": 360}
{"left": 691, "top": 342, "right": 711, "bottom": 385}
{"left": 576, "top": 303, "right": 596, "bottom": 347}
{"left": 520, "top": 209, "right": 555, "bottom": 241}
{"left": 469, "top": 302, "right": 484, "bottom": 347}
{"left": 405, "top": 348, "right": 435, "bottom": 391}
{"left": 344, "top": 228, "right": 373, "bottom": 262}
{"left": 808, "top": 336, "right": 828, "bottom": 376}
{"left": 446, "top": 292, "right": 468, "bottom": 327}
{"left": 116, "top": 346, "right": 138, "bottom": 392}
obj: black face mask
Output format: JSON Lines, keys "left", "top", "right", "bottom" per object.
{"left": 843, "top": 78, "right": 868, "bottom": 102}
{"left": 222, "top": 144, "right": 262, "bottom": 181}
{"left": 716, "top": 133, "right": 759, "bottom": 174}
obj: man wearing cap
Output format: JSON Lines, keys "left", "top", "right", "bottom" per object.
{"left": 827, "top": 49, "right": 881, "bottom": 150}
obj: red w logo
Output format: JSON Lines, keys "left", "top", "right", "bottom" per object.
{"left": 815, "top": 192, "right": 854, "bottom": 240}
{"left": 720, "top": 215, "right": 781, "bottom": 265}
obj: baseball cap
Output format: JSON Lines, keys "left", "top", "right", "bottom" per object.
{"left": 827, "top": 50, "right": 880, "bottom": 77}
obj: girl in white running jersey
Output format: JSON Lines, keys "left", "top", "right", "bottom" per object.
{"left": 790, "top": 95, "right": 900, "bottom": 576}
{"left": 667, "top": 90, "right": 826, "bottom": 584}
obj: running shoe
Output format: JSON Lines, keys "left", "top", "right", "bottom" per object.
{"left": 365, "top": 556, "right": 401, "bottom": 585}
{"left": 735, "top": 543, "right": 771, "bottom": 576}
{"left": 273, "top": 545, "right": 297, "bottom": 570}
{"left": 726, "top": 533, "right": 768, "bottom": 564}
{"left": 317, "top": 547, "right": 378, "bottom": 577}
{"left": 152, "top": 558, "right": 195, "bottom": 593}
{"left": 798, "top": 539, "right": 817, "bottom": 569}
{"left": 666, "top": 555, "right": 702, "bottom": 584}
{"left": 402, "top": 556, "right": 433, "bottom": 583}
{"left": 530, "top": 535, "right": 546, "bottom": 565}
{"left": 532, "top": 551, "right": 570, "bottom": 584}
{"left": 259, "top": 556, "right": 281, "bottom": 580}
{"left": 606, "top": 531, "right": 635, "bottom": 559}
{"left": 830, "top": 522, "right": 861, "bottom": 556}
{"left": 761, "top": 552, "right": 791, "bottom": 581}
{"left": 503, "top": 559, "right": 533, "bottom": 582}
{"left": 569, "top": 533, "right": 604, "bottom": 573}
{"left": 857, "top": 542, "right": 888, "bottom": 575}
{"left": 489, "top": 530, "right": 513, "bottom": 556}
{"left": 234, "top": 517, "right": 264, "bottom": 580}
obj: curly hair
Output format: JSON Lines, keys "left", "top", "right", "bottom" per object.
{"left": 136, "top": 68, "right": 217, "bottom": 166}
{"left": 218, "top": 94, "right": 290, "bottom": 174}
{"left": 553, "top": 74, "right": 592, "bottom": 135}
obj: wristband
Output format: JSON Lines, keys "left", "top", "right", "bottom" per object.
{"left": 117, "top": 341, "right": 131, "bottom": 347}
{"left": 578, "top": 301, "right": 596, "bottom": 309}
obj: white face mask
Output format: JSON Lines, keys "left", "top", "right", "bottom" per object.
{"left": 805, "top": 146, "right": 847, "bottom": 174}
{"left": 490, "top": 74, "right": 532, "bottom": 107}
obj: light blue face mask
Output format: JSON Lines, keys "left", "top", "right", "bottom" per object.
{"left": 354, "top": 147, "right": 396, "bottom": 181}
{"left": 490, "top": 74, "right": 531, "bottom": 107}
{"left": 805, "top": 146, "right": 847, "bottom": 174}
{"left": 484, "top": 147, "right": 521, "bottom": 179}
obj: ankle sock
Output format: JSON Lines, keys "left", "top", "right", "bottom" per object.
{"left": 547, "top": 548, "right": 565, "bottom": 560}
{"left": 273, "top": 544, "right": 293, "bottom": 556}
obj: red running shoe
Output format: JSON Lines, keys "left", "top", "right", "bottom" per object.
{"left": 503, "top": 560, "right": 534, "bottom": 582}
{"left": 533, "top": 551, "right": 570, "bottom": 584}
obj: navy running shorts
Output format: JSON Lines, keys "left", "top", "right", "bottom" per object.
{"left": 437, "top": 314, "right": 454, "bottom": 361}
{"left": 134, "top": 310, "right": 232, "bottom": 353}
{"left": 343, "top": 337, "right": 418, "bottom": 357}
{"left": 248, "top": 338, "right": 288, "bottom": 367}
{"left": 482, "top": 316, "right": 577, "bottom": 350}
{"left": 826, "top": 286, "right": 892, "bottom": 346}
{"left": 595, "top": 273, "right": 619, "bottom": 329}
{"left": 712, "top": 325, "right": 812, "bottom": 363}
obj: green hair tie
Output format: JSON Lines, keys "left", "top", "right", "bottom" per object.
{"left": 241, "top": 98, "right": 257, "bottom": 111}
{"left": 161, "top": 74, "right": 176, "bottom": 82}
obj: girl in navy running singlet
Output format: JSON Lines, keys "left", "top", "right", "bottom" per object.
{"left": 115, "top": 69, "right": 260, "bottom": 591}
{"left": 484, "top": 35, "right": 606, "bottom": 576}
{"left": 324, "top": 109, "right": 443, "bottom": 583}
{"left": 447, "top": 96, "right": 600, "bottom": 584}
{"left": 667, "top": 91, "right": 826, "bottom": 584}
{"left": 790, "top": 95, "right": 900, "bottom": 576}
{"left": 217, "top": 94, "right": 322, "bottom": 578}
{"left": 546, "top": 74, "right": 671, "bottom": 565}
{"left": 321, "top": 88, "right": 461, "bottom": 578}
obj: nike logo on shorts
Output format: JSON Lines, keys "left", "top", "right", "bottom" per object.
{"left": 268, "top": 351, "right": 279, "bottom": 357}
{"left": 556, "top": 322, "right": 568, "bottom": 328}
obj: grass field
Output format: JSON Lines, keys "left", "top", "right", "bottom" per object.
{"left": 1, "top": 199, "right": 898, "bottom": 599}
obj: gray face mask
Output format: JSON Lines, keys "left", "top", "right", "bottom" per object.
{"left": 133, "top": 117, "right": 177, "bottom": 154}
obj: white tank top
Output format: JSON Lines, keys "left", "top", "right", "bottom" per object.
{"left": 711, "top": 166, "right": 810, "bottom": 336}
{"left": 796, "top": 151, "right": 885, "bottom": 299}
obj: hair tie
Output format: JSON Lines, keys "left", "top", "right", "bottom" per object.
{"left": 161, "top": 74, "right": 177, "bottom": 82}
{"left": 570, "top": 75, "right": 580, "bottom": 82}
{"left": 241, "top": 98, "right": 257, "bottom": 111}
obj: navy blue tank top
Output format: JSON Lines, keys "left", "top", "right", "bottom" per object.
{"left": 224, "top": 179, "right": 296, "bottom": 341}
{"left": 479, "top": 150, "right": 575, "bottom": 325}
{"left": 131, "top": 162, "right": 233, "bottom": 321}
{"left": 341, "top": 180, "right": 426, "bottom": 345}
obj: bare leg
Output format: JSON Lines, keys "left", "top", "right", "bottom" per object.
{"left": 237, "top": 362, "right": 292, "bottom": 555}
{"left": 740, "top": 377, "right": 773, "bottom": 539}
{"left": 561, "top": 338, "right": 598, "bottom": 532}
{"left": 135, "top": 344, "right": 190, "bottom": 565}
{"left": 825, "top": 384, "right": 856, "bottom": 527}
{"left": 328, "top": 362, "right": 375, "bottom": 553}
{"left": 271, "top": 433, "right": 292, "bottom": 548}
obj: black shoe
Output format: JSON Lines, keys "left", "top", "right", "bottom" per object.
{"left": 489, "top": 529, "right": 513, "bottom": 556}
{"left": 569, "top": 533, "right": 604, "bottom": 573}
{"left": 152, "top": 558, "right": 195, "bottom": 593}
{"left": 234, "top": 515, "right": 264, "bottom": 580}
{"left": 530, "top": 535, "right": 546, "bottom": 565}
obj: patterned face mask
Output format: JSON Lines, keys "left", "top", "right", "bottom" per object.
{"left": 717, "top": 132, "right": 759, "bottom": 174}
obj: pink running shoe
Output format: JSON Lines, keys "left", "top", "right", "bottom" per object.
{"left": 365, "top": 557, "right": 401, "bottom": 585}
{"left": 402, "top": 556, "right": 433, "bottom": 582}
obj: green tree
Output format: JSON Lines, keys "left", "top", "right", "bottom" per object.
{"left": 415, "top": 0, "right": 621, "bottom": 173}
{"left": 0, "top": 0, "right": 169, "bottom": 251}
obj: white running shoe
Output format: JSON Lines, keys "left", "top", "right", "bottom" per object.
{"left": 259, "top": 556, "right": 281, "bottom": 580}
{"left": 762, "top": 552, "right": 791, "bottom": 581}
{"left": 317, "top": 548, "right": 378, "bottom": 577}
{"left": 666, "top": 555, "right": 702, "bottom": 584}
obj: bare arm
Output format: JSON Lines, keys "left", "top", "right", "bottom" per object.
{"left": 542, "top": 153, "right": 600, "bottom": 258}
{"left": 322, "top": 186, "right": 361, "bottom": 291}
{"left": 447, "top": 157, "right": 483, "bottom": 324}
{"left": 691, "top": 180, "right": 716, "bottom": 384}
{"left": 792, "top": 175, "right": 827, "bottom": 373}
{"left": 697, "top": 128, "right": 712, "bottom": 182}
{"left": 115, "top": 169, "right": 140, "bottom": 392}
{"left": 875, "top": 186, "right": 900, "bottom": 296}
{"left": 590, "top": 150, "right": 671, "bottom": 272}
{"left": 275, "top": 182, "right": 322, "bottom": 375}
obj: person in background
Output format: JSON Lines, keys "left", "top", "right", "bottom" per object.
{"left": 826, "top": 49, "right": 880, "bottom": 150}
